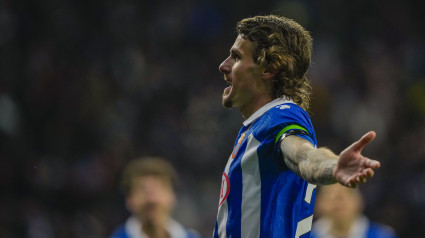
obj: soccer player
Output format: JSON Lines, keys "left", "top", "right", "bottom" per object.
{"left": 213, "top": 15, "right": 381, "bottom": 238}
{"left": 110, "top": 157, "right": 199, "bottom": 238}
{"left": 310, "top": 184, "right": 397, "bottom": 238}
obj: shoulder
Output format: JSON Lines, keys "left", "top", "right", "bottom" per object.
{"left": 168, "top": 218, "right": 201, "bottom": 238}
{"left": 264, "top": 102, "right": 312, "bottom": 129}
{"left": 310, "top": 217, "right": 331, "bottom": 238}
{"left": 264, "top": 102, "right": 316, "bottom": 145}
{"left": 368, "top": 221, "right": 398, "bottom": 238}
{"left": 109, "top": 224, "right": 129, "bottom": 238}
{"left": 267, "top": 102, "right": 307, "bottom": 117}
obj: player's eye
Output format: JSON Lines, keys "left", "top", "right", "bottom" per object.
{"left": 232, "top": 53, "right": 240, "bottom": 61}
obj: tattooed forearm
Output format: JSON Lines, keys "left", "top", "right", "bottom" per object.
{"left": 283, "top": 155, "right": 301, "bottom": 175}
{"left": 281, "top": 136, "right": 338, "bottom": 185}
{"left": 299, "top": 148, "right": 337, "bottom": 184}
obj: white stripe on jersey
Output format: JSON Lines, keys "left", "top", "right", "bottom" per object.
{"left": 216, "top": 153, "right": 234, "bottom": 238}
{"left": 304, "top": 183, "right": 316, "bottom": 204}
{"left": 216, "top": 201, "right": 229, "bottom": 238}
{"left": 241, "top": 134, "right": 261, "bottom": 238}
{"left": 295, "top": 214, "right": 313, "bottom": 238}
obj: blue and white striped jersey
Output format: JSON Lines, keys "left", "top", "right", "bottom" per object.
{"left": 213, "top": 98, "right": 318, "bottom": 238}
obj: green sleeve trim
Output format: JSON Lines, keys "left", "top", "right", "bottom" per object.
{"left": 275, "top": 124, "right": 309, "bottom": 143}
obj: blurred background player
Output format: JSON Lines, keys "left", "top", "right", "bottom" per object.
{"left": 310, "top": 184, "right": 397, "bottom": 238}
{"left": 110, "top": 157, "right": 200, "bottom": 238}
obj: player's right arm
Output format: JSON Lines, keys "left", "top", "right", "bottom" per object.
{"left": 280, "top": 131, "right": 380, "bottom": 187}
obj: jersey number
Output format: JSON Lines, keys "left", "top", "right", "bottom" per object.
{"left": 294, "top": 183, "right": 316, "bottom": 238}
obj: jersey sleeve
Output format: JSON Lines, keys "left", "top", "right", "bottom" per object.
{"left": 270, "top": 103, "right": 317, "bottom": 147}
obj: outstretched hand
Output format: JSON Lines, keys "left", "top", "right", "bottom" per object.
{"left": 333, "top": 131, "right": 381, "bottom": 188}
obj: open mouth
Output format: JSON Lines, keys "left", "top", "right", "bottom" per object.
{"left": 223, "top": 77, "right": 232, "bottom": 97}
{"left": 224, "top": 76, "right": 232, "bottom": 86}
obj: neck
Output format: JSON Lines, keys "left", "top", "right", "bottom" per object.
{"left": 240, "top": 95, "right": 272, "bottom": 119}
{"left": 329, "top": 217, "right": 357, "bottom": 237}
{"left": 141, "top": 220, "right": 169, "bottom": 238}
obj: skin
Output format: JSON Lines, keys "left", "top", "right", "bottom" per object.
{"left": 281, "top": 131, "right": 380, "bottom": 187}
{"left": 219, "top": 36, "right": 380, "bottom": 187}
{"left": 219, "top": 35, "right": 275, "bottom": 119}
{"left": 126, "top": 175, "right": 175, "bottom": 238}
{"left": 315, "top": 184, "right": 364, "bottom": 236}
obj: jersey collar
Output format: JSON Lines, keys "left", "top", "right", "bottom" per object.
{"left": 243, "top": 97, "right": 294, "bottom": 127}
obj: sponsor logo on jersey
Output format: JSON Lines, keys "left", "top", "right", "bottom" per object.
{"left": 279, "top": 105, "right": 290, "bottom": 110}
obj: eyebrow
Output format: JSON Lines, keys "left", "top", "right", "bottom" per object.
{"left": 230, "top": 48, "right": 242, "bottom": 57}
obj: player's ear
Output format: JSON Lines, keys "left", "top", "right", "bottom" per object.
{"left": 261, "top": 67, "right": 278, "bottom": 81}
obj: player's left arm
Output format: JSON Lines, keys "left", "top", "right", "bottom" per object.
{"left": 280, "top": 131, "right": 381, "bottom": 187}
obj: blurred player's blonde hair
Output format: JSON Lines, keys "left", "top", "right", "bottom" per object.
{"left": 237, "top": 15, "right": 312, "bottom": 111}
{"left": 120, "top": 156, "right": 178, "bottom": 195}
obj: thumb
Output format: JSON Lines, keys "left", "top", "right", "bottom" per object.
{"left": 352, "top": 131, "right": 376, "bottom": 152}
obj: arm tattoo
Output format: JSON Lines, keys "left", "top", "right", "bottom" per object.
{"left": 282, "top": 136, "right": 338, "bottom": 185}
{"left": 299, "top": 152, "right": 337, "bottom": 184}
{"left": 283, "top": 155, "right": 301, "bottom": 175}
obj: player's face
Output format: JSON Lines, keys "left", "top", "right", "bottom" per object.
{"left": 126, "top": 175, "right": 175, "bottom": 225}
{"left": 219, "top": 35, "right": 264, "bottom": 114}
{"left": 316, "top": 185, "right": 362, "bottom": 223}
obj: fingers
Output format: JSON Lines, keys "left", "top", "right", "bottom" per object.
{"left": 365, "top": 159, "right": 380, "bottom": 169}
{"left": 359, "top": 168, "right": 374, "bottom": 178}
{"left": 352, "top": 131, "right": 376, "bottom": 152}
{"left": 356, "top": 176, "right": 366, "bottom": 183}
{"left": 347, "top": 183, "right": 355, "bottom": 188}
{"left": 345, "top": 176, "right": 359, "bottom": 188}
{"left": 346, "top": 181, "right": 357, "bottom": 188}
{"left": 362, "top": 168, "right": 373, "bottom": 176}
{"left": 345, "top": 168, "right": 375, "bottom": 187}
{"left": 345, "top": 178, "right": 363, "bottom": 188}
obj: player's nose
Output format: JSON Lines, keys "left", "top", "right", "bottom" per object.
{"left": 219, "top": 57, "right": 231, "bottom": 74}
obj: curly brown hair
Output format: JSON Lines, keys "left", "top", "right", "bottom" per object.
{"left": 236, "top": 15, "right": 312, "bottom": 110}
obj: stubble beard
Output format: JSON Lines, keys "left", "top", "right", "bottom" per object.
{"left": 222, "top": 97, "right": 233, "bottom": 109}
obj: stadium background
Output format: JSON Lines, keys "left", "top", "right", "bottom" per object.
{"left": 0, "top": 0, "right": 424, "bottom": 237}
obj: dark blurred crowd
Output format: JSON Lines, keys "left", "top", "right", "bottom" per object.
{"left": 0, "top": 0, "right": 424, "bottom": 237}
